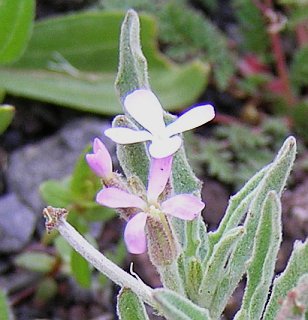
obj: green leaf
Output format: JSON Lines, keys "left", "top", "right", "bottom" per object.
{"left": 233, "top": 0, "right": 269, "bottom": 54}
{"left": 0, "top": 11, "right": 208, "bottom": 114}
{"left": 153, "top": 288, "right": 212, "bottom": 320}
{"left": 40, "top": 179, "right": 73, "bottom": 208}
{"left": 117, "top": 288, "right": 150, "bottom": 320}
{"left": 0, "top": 0, "right": 34, "bottom": 64}
{"left": 0, "top": 105, "right": 14, "bottom": 135}
{"left": 35, "top": 277, "right": 58, "bottom": 302}
{"left": 263, "top": 239, "right": 308, "bottom": 319}
{"left": 209, "top": 136, "right": 296, "bottom": 318}
{"left": 14, "top": 252, "right": 56, "bottom": 273}
{"left": 114, "top": 115, "right": 150, "bottom": 186}
{"left": 198, "top": 227, "right": 244, "bottom": 309}
{"left": 292, "top": 101, "right": 308, "bottom": 142}
{"left": 235, "top": 191, "right": 282, "bottom": 320}
{"left": 158, "top": 2, "right": 234, "bottom": 90}
{"left": 70, "top": 145, "right": 101, "bottom": 200}
{"left": 71, "top": 249, "right": 92, "bottom": 288}
{"left": 115, "top": 9, "right": 149, "bottom": 100}
{"left": 209, "top": 164, "right": 268, "bottom": 245}
{"left": 0, "top": 288, "right": 11, "bottom": 320}
{"left": 291, "top": 46, "right": 308, "bottom": 89}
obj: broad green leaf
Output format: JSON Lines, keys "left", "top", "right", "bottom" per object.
{"left": 0, "top": 0, "right": 34, "bottom": 64}
{"left": 198, "top": 227, "right": 244, "bottom": 309}
{"left": 115, "top": 9, "right": 149, "bottom": 100}
{"left": 234, "top": 191, "right": 282, "bottom": 320}
{"left": 40, "top": 179, "right": 73, "bottom": 208}
{"left": 0, "top": 105, "right": 14, "bottom": 135}
{"left": 0, "top": 288, "right": 11, "bottom": 320}
{"left": 153, "top": 288, "right": 212, "bottom": 320}
{"left": 70, "top": 145, "right": 101, "bottom": 200}
{"left": 292, "top": 102, "right": 308, "bottom": 142}
{"left": 0, "top": 11, "right": 209, "bottom": 114}
{"left": 71, "top": 249, "right": 91, "bottom": 288}
{"left": 14, "top": 252, "right": 56, "bottom": 273}
{"left": 209, "top": 136, "right": 296, "bottom": 318}
{"left": 117, "top": 288, "right": 150, "bottom": 320}
{"left": 263, "top": 239, "right": 308, "bottom": 319}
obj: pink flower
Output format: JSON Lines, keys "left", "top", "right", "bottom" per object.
{"left": 86, "top": 138, "right": 113, "bottom": 180}
{"left": 104, "top": 89, "right": 215, "bottom": 159}
{"left": 96, "top": 156, "right": 205, "bottom": 254}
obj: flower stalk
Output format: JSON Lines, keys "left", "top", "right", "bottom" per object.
{"left": 43, "top": 207, "right": 156, "bottom": 308}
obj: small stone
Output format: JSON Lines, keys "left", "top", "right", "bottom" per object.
{"left": 0, "top": 194, "right": 36, "bottom": 253}
{"left": 6, "top": 118, "right": 113, "bottom": 214}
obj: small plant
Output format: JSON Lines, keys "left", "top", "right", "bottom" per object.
{"left": 41, "top": 10, "right": 308, "bottom": 320}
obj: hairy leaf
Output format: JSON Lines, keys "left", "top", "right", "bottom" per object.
{"left": 117, "top": 288, "right": 150, "bottom": 320}
{"left": 263, "top": 239, "right": 308, "bottom": 319}
{"left": 153, "top": 288, "right": 211, "bottom": 320}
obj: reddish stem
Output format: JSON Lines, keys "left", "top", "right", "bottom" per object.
{"left": 296, "top": 22, "right": 308, "bottom": 47}
{"left": 254, "top": 0, "right": 296, "bottom": 107}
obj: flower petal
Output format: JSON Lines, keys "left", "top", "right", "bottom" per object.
{"left": 147, "top": 156, "right": 173, "bottom": 202}
{"left": 86, "top": 138, "right": 112, "bottom": 178}
{"left": 161, "top": 194, "right": 205, "bottom": 220}
{"left": 166, "top": 104, "right": 215, "bottom": 137}
{"left": 104, "top": 127, "right": 152, "bottom": 144}
{"left": 149, "top": 136, "right": 182, "bottom": 158}
{"left": 124, "top": 89, "right": 166, "bottom": 135}
{"left": 96, "top": 187, "right": 146, "bottom": 209}
{"left": 124, "top": 212, "right": 148, "bottom": 254}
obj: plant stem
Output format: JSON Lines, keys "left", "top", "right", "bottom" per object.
{"left": 254, "top": 0, "right": 296, "bottom": 107}
{"left": 55, "top": 217, "right": 156, "bottom": 307}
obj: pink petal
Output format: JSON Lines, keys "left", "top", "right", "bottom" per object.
{"left": 96, "top": 188, "right": 146, "bottom": 209}
{"left": 149, "top": 136, "right": 182, "bottom": 159}
{"left": 104, "top": 127, "right": 152, "bottom": 144}
{"left": 166, "top": 105, "right": 215, "bottom": 137}
{"left": 86, "top": 138, "right": 112, "bottom": 178}
{"left": 147, "top": 156, "right": 173, "bottom": 202}
{"left": 124, "top": 90, "right": 166, "bottom": 136}
{"left": 124, "top": 212, "right": 148, "bottom": 254}
{"left": 161, "top": 194, "right": 205, "bottom": 220}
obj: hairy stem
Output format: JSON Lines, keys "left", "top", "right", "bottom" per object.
{"left": 55, "top": 217, "right": 156, "bottom": 307}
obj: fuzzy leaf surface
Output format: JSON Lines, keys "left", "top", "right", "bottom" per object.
{"left": 234, "top": 191, "right": 282, "bottom": 320}
{"left": 153, "top": 288, "right": 211, "bottom": 320}
{"left": 263, "top": 239, "right": 308, "bottom": 319}
{"left": 209, "top": 136, "right": 296, "bottom": 318}
{"left": 117, "top": 288, "right": 150, "bottom": 320}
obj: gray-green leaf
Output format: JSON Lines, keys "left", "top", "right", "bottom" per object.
{"left": 153, "top": 288, "right": 212, "bottom": 320}
{"left": 117, "top": 288, "right": 150, "bottom": 320}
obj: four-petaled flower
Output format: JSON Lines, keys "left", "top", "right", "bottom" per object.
{"left": 96, "top": 156, "right": 205, "bottom": 254}
{"left": 105, "top": 89, "right": 215, "bottom": 159}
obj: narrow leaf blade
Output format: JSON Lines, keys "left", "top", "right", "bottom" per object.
{"left": 117, "top": 288, "right": 150, "bottom": 320}
{"left": 153, "top": 288, "right": 212, "bottom": 320}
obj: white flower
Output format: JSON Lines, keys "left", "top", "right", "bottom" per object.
{"left": 105, "top": 89, "right": 215, "bottom": 158}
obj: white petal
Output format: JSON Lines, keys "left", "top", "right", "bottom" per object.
{"left": 124, "top": 89, "right": 166, "bottom": 135}
{"left": 149, "top": 136, "right": 182, "bottom": 158}
{"left": 104, "top": 127, "right": 152, "bottom": 144}
{"left": 166, "top": 104, "right": 215, "bottom": 137}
